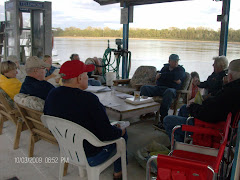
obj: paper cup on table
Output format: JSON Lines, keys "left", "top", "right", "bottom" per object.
{"left": 106, "top": 72, "right": 116, "bottom": 86}
{"left": 134, "top": 91, "right": 140, "bottom": 101}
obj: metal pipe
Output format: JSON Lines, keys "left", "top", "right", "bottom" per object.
{"left": 122, "top": 2, "right": 129, "bottom": 79}
{"left": 219, "top": 0, "right": 231, "bottom": 56}
{"left": 171, "top": 125, "right": 181, "bottom": 151}
{"left": 207, "top": 166, "right": 216, "bottom": 179}
{"left": 146, "top": 155, "right": 157, "bottom": 180}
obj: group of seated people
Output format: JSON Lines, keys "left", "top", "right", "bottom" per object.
{"left": 140, "top": 54, "right": 240, "bottom": 147}
{"left": 1, "top": 52, "right": 240, "bottom": 180}
{"left": 0, "top": 55, "right": 123, "bottom": 180}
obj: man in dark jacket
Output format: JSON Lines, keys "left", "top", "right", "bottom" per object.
{"left": 140, "top": 54, "right": 185, "bottom": 128}
{"left": 44, "top": 60, "right": 127, "bottom": 179}
{"left": 198, "top": 56, "right": 228, "bottom": 97}
{"left": 163, "top": 59, "right": 240, "bottom": 142}
{"left": 20, "top": 56, "right": 55, "bottom": 100}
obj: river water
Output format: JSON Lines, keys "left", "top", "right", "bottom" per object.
{"left": 53, "top": 38, "right": 240, "bottom": 81}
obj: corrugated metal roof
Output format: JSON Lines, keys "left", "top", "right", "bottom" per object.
{"left": 93, "top": 0, "right": 191, "bottom": 6}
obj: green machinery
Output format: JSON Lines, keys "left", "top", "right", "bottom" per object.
{"left": 101, "top": 39, "right": 131, "bottom": 80}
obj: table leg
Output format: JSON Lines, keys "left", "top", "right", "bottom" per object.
{"left": 155, "top": 110, "right": 160, "bottom": 124}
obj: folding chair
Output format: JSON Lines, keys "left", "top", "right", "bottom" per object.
{"left": 146, "top": 113, "right": 232, "bottom": 180}
{"left": 222, "top": 110, "right": 240, "bottom": 179}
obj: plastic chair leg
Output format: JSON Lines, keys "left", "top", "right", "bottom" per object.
{"left": 121, "top": 151, "right": 127, "bottom": 180}
{"left": 87, "top": 168, "right": 100, "bottom": 180}
{"left": 78, "top": 167, "right": 86, "bottom": 178}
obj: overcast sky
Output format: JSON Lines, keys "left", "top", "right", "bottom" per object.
{"left": 0, "top": 0, "right": 239, "bottom": 30}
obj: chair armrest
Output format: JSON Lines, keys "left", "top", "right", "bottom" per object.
{"left": 101, "top": 137, "right": 125, "bottom": 146}
{"left": 171, "top": 125, "right": 221, "bottom": 151}
{"left": 9, "top": 108, "right": 19, "bottom": 115}
{"left": 87, "top": 136, "right": 125, "bottom": 148}
{"left": 113, "top": 79, "right": 131, "bottom": 86}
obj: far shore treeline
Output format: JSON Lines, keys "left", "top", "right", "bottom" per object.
{"left": 53, "top": 26, "right": 240, "bottom": 42}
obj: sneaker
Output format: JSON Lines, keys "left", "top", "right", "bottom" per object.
{"left": 153, "top": 122, "right": 166, "bottom": 133}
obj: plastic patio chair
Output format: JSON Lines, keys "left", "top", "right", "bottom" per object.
{"left": 146, "top": 112, "right": 232, "bottom": 180}
{"left": 41, "top": 115, "right": 127, "bottom": 180}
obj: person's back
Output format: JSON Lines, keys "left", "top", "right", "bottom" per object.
{"left": 44, "top": 86, "right": 121, "bottom": 156}
{"left": 20, "top": 56, "right": 55, "bottom": 100}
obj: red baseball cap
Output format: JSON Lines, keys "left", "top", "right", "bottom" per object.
{"left": 59, "top": 60, "right": 95, "bottom": 79}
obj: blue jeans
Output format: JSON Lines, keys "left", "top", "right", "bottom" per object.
{"left": 178, "top": 104, "right": 190, "bottom": 117}
{"left": 87, "top": 132, "right": 128, "bottom": 173}
{"left": 163, "top": 115, "right": 194, "bottom": 142}
{"left": 88, "top": 79, "right": 101, "bottom": 86}
{"left": 140, "top": 85, "right": 177, "bottom": 117}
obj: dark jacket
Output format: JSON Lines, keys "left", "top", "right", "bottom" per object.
{"left": 188, "top": 78, "right": 240, "bottom": 123}
{"left": 44, "top": 86, "right": 122, "bottom": 157}
{"left": 157, "top": 64, "right": 185, "bottom": 90}
{"left": 20, "top": 76, "right": 55, "bottom": 100}
{"left": 198, "top": 70, "right": 227, "bottom": 96}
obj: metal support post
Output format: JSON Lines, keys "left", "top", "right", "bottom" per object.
{"left": 122, "top": 2, "right": 129, "bottom": 79}
{"left": 219, "top": 0, "right": 230, "bottom": 56}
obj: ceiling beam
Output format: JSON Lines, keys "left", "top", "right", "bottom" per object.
{"left": 94, "top": 0, "right": 191, "bottom": 6}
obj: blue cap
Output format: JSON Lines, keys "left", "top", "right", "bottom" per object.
{"left": 169, "top": 54, "right": 180, "bottom": 61}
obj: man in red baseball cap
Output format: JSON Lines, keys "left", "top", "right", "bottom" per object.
{"left": 44, "top": 60, "right": 127, "bottom": 180}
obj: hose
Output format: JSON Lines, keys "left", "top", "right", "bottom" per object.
{"left": 92, "top": 46, "right": 131, "bottom": 80}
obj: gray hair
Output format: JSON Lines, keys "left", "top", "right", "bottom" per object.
{"left": 61, "top": 78, "right": 72, "bottom": 84}
{"left": 26, "top": 67, "right": 37, "bottom": 74}
{"left": 7, "top": 55, "right": 18, "bottom": 63}
{"left": 61, "top": 73, "right": 83, "bottom": 84}
{"left": 228, "top": 59, "right": 240, "bottom": 80}
{"left": 213, "top": 56, "right": 228, "bottom": 70}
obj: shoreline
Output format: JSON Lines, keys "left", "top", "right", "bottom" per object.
{"left": 55, "top": 36, "right": 240, "bottom": 44}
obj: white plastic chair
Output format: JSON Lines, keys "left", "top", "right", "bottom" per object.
{"left": 41, "top": 115, "right": 127, "bottom": 180}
